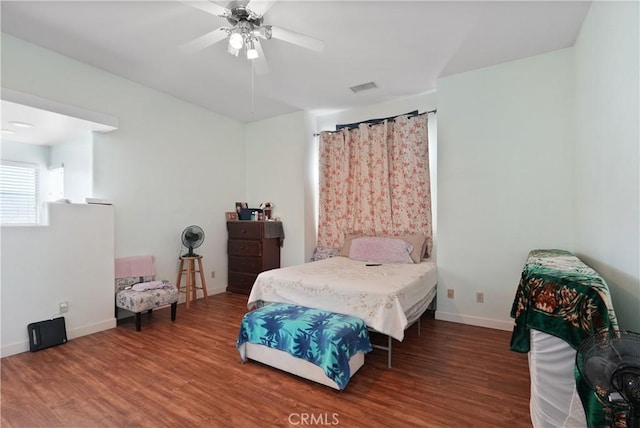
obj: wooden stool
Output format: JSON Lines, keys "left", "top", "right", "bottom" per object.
{"left": 176, "top": 256, "right": 209, "bottom": 310}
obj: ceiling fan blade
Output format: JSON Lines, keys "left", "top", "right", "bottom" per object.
{"left": 182, "top": 1, "right": 230, "bottom": 17}
{"left": 181, "top": 28, "right": 228, "bottom": 55}
{"left": 246, "top": 0, "right": 277, "bottom": 17}
{"left": 270, "top": 26, "right": 324, "bottom": 52}
{"left": 252, "top": 39, "right": 269, "bottom": 75}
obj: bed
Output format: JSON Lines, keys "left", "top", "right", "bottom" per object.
{"left": 247, "top": 255, "right": 438, "bottom": 367}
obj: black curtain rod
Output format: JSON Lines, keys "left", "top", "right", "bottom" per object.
{"left": 313, "top": 109, "right": 436, "bottom": 137}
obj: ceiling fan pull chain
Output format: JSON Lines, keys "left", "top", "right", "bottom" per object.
{"left": 251, "top": 61, "right": 255, "bottom": 116}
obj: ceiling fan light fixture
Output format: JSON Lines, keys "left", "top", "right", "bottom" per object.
{"left": 227, "top": 43, "right": 240, "bottom": 57}
{"left": 247, "top": 39, "right": 258, "bottom": 59}
{"left": 247, "top": 47, "right": 259, "bottom": 60}
{"left": 229, "top": 32, "right": 244, "bottom": 49}
{"left": 182, "top": 2, "right": 323, "bottom": 73}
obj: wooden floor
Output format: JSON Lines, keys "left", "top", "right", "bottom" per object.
{"left": 1, "top": 293, "right": 531, "bottom": 428}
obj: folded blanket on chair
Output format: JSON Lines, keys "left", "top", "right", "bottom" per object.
{"left": 132, "top": 281, "right": 165, "bottom": 291}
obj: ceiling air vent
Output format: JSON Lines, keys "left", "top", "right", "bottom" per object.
{"left": 349, "top": 81, "right": 378, "bottom": 94}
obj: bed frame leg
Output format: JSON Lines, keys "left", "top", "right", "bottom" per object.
{"left": 369, "top": 328, "right": 394, "bottom": 368}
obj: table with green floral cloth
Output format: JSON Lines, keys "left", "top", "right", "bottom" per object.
{"left": 510, "top": 249, "right": 620, "bottom": 428}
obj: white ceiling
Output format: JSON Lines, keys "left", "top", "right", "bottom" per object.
{"left": 1, "top": 0, "right": 591, "bottom": 127}
{"left": 1, "top": 100, "right": 117, "bottom": 145}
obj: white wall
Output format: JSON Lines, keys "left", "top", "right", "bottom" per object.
{"left": 0, "top": 139, "right": 50, "bottom": 165}
{"left": 245, "top": 111, "right": 313, "bottom": 265}
{"left": 1, "top": 203, "right": 115, "bottom": 356}
{"left": 2, "top": 33, "right": 246, "bottom": 301}
{"left": 302, "top": 112, "right": 318, "bottom": 262}
{"left": 573, "top": 1, "right": 640, "bottom": 331}
{"left": 437, "top": 49, "right": 576, "bottom": 330}
{"left": 1, "top": 34, "right": 246, "bottom": 355}
{"left": 315, "top": 90, "right": 437, "bottom": 132}
{"left": 49, "top": 134, "right": 93, "bottom": 203}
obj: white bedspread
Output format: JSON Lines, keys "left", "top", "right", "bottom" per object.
{"left": 247, "top": 257, "right": 438, "bottom": 341}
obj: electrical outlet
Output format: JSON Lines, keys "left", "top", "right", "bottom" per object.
{"left": 210, "top": 271, "right": 215, "bottom": 279}
{"left": 59, "top": 301, "right": 69, "bottom": 313}
{"left": 476, "top": 292, "right": 484, "bottom": 303}
{"left": 447, "top": 289, "right": 454, "bottom": 299}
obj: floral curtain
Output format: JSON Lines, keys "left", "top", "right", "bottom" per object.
{"left": 318, "top": 113, "right": 433, "bottom": 257}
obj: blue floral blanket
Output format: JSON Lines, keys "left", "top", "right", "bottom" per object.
{"left": 237, "top": 303, "right": 372, "bottom": 389}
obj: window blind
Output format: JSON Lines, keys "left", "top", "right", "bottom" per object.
{"left": 1, "top": 161, "right": 39, "bottom": 224}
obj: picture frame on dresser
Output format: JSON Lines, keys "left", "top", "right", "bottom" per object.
{"left": 226, "top": 211, "right": 239, "bottom": 221}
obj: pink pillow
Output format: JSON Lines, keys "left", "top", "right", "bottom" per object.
{"left": 348, "top": 237, "right": 414, "bottom": 264}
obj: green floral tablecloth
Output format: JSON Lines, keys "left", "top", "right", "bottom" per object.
{"left": 510, "top": 249, "right": 620, "bottom": 428}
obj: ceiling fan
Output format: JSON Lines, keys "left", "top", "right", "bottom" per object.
{"left": 181, "top": 0, "right": 325, "bottom": 74}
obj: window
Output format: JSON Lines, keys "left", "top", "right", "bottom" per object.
{"left": 1, "top": 161, "right": 40, "bottom": 225}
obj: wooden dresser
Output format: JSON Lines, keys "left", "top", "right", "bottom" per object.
{"left": 226, "top": 221, "right": 283, "bottom": 294}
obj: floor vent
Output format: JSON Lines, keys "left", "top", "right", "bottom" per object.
{"left": 349, "top": 81, "right": 378, "bottom": 93}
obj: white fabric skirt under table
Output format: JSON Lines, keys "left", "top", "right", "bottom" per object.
{"left": 529, "top": 329, "right": 586, "bottom": 428}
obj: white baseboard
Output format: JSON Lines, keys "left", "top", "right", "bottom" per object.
{"left": 208, "top": 285, "right": 227, "bottom": 295}
{"left": 1, "top": 341, "right": 30, "bottom": 358}
{"left": 68, "top": 318, "right": 116, "bottom": 340}
{"left": 177, "top": 285, "right": 227, "bottom": 304}
{"left": 435, "top": 311, "right": 514, "bottom": 331}
{"left": 1, "top": 318, "right": 116, "bottom": 358}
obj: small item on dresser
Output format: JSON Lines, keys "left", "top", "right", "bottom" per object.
{"left": 239, "top": 208, "right": 261, "bottom": 220}
{"left": 260, "top": 202, "right": 274, "bottom": 220}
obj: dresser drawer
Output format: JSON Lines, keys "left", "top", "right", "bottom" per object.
{"left": 227, "top": 272, "right": 258, "bottom": 294}
{"left": 228, "top": 240, "right": 262, "bottom": 257}
{"left": 229, "top": 255, "right": 262, "bottom": 273}
{"left": 227, "top": 221, "right": 263, "bottom": 240}
{"left": 226, "top": 221, "right": 281, "bottom": 295}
